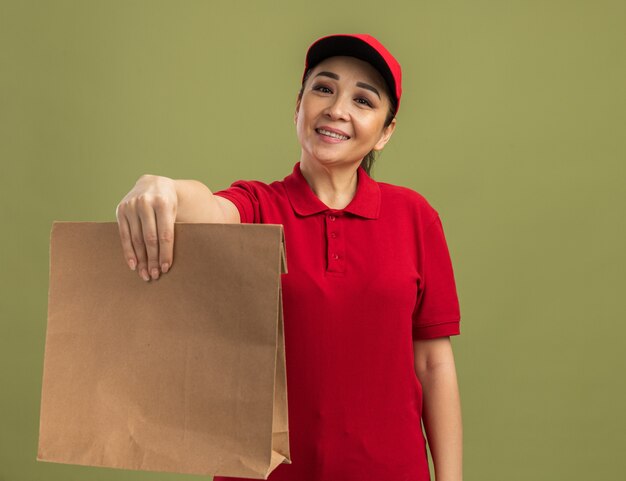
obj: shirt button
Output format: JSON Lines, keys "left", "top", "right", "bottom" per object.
{"left": 329, "top": 215, "right": 336, "bottom": 221}
{"left": 330, "top": 232, "right": 337, "bottom": 238}
{"left": 332, "top": 253, "right": 340, "bottom": 260}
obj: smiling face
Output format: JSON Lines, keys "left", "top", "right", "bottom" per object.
{"left": 295, "top": 55, "right": 396, "bottom": 171}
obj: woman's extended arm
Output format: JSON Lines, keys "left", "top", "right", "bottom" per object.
{"left": 413, "top": 336, "right": 463, "bottom": 481}
{"left": 174, "top": 179, "right": 240, "bottom": 224}
{"left": 116, "top": 175, "right": 240, "bottom": 282}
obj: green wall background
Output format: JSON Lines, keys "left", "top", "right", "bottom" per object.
{"left": 1, "top": 1, "right": 625, "bottom": 480}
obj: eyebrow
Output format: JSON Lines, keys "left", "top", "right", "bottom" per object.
{"left": 313, "top": 71, "right": 381, "bottom": 99}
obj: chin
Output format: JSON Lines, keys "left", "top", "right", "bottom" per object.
{"left": 304, "top": 146, "right": 365, "bottom": 167}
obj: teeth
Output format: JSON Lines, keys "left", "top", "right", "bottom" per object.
{"left": 317, "top": 128, "right": 349, "bottom": 140}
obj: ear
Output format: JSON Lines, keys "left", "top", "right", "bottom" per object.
{"left": 294, "top": 93, "right": 302, "bottom": 124}
{"left": 373, "top": 117, "right": 397, "bottom": 151}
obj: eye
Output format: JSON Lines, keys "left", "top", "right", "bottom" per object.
{"left": 312, "top": 84, "right": 332, "bottom": 94}
{"left": 355, "top": 97, "right": 373, "bottom": 107}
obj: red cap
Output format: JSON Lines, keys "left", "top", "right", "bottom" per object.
{"left": 303, "top": 33, "right": 402, "bottom": 115}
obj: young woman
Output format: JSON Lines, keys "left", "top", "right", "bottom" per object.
{"left": 116, "top": 34, "right": 463, "bottom": 481}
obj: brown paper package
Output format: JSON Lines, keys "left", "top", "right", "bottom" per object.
{"left": 37, "top": 222, "right": 290, "bottom": 479}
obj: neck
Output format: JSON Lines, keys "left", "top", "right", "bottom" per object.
{"left": 299, "top": 159, "right": 360, "bottom": 210}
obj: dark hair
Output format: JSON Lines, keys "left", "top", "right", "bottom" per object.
{"left": 297, "top": 67, "right": 397, "bottom": 176}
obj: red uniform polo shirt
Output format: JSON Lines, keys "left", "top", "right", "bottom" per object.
{"left": 212, "top": 161, "right": 461, "bottom": 481}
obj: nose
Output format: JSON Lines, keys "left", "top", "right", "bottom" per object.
{"left": 324, "top": 93, "right": 351, "bottom": 121}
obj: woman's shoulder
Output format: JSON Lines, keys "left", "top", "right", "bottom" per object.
{"left": 377, "top": 180, "right": 428, "bottom": 200}
{"left": 376, "top": 180, "right": 440, "bottom": 221}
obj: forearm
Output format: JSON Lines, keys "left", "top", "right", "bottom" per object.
{"left": 418, "top": 360, "right": 463, "bottom": 481}
{"left": 174, "top": 179, "right": 225, "bottom": 223}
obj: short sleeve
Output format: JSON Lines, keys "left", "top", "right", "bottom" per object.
{"left": 412, "top": 215, "right": 461, "bottom": 340}
{"left": 212, "top": 180, "right": 261, "bottom": 224}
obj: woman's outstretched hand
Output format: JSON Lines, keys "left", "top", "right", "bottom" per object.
{"left": 116, "top": 174, "right": 177, "bottom": 282}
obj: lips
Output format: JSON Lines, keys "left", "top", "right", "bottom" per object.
{"left": 315, "top": 126, "right": 351, "bottom": 140}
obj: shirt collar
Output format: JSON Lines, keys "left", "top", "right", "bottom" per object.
{"left": 283, "top": 161, "right": 381, "bottom": 219}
